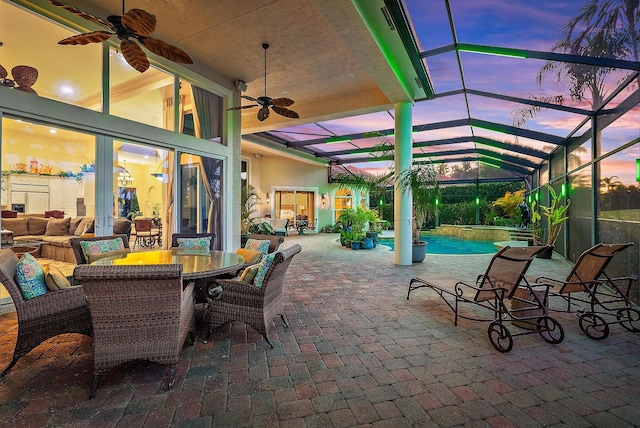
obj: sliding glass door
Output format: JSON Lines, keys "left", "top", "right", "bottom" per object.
{"left": 274, "top": 189, "right": 316, "bottom": 231}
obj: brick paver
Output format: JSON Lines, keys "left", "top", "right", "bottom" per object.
{"left": 1, "top": 233, "right": 639, "bottom": 426}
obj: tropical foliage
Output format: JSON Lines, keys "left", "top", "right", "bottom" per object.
{"left": 541, "top": 185, "right": 571, "bottom": 246}
{"left": 492, "top": 190, "right": 525, "bottom": 220}
{"left": 396, "top": 165, "right": 440, "bottom": 244}
{"left": 241, "top": 184, "right": 260, "bottom": 234}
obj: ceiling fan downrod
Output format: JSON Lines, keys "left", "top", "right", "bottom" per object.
{"left": 263, "top": 43, "right": 269, "bottom": 97}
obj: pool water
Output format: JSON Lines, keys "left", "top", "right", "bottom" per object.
{"left": 378, "top": 235, "right": 496, "bottom": 254}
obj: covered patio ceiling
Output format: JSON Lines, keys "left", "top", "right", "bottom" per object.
{"left": 245, "top": 0, "right": 640, "bottom": 183}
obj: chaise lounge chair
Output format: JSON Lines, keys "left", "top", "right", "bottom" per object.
{"left": 408, "top": 245, "right": 564, "bottom": 352}
{"left": 534, "top": 242, "right": 638, "bottom": 340}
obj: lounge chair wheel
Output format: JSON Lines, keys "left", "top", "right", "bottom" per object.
{"left": 488, "top": 321, "right": 513, "bottom": 353}
{"left": 579, "top": 313, "right": 609, "bottom": 340}
{"left": 536, "top": 317, "right": 564, "bottom": 344}
{"left": 617, "top": 308, "right": 640, "bottom": 332}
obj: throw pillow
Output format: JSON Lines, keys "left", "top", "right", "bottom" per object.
{"left": 253, "top": 253, "right": 276, "bottom": 288}
{"left": 87, "top": 249, "right": 131, "bottom": 264}
{"left": 45, "top": 217, "right": 71, "bottom": 236}
{"left": 244, "top": 239, "right": 270, "bottom": 257}
{"left": 27, "top": 217, "right": 49, "bottom": 235}
{"left": 74, "top": 217, "right": 94, "bottom": 236}
{"left": 239, "top": 264, "right": 260, "bottom": 283}
{"left": 80, "top": 237, "right": 125, "bottom": 261}
{"left": 2, "top": 218, "right": 28, "bottom": 236}
{"left": 44, "top": 264, "right": 72, "bottom": 291}
{"left": 236, "top": 248, "right": 263, "bottom": 264}
{"left": 68, "top": 217, "right": 84, "bottom": 235}
{"left": 14, "top": 253, "right": 47, "bottom": 299}
{"left": 176, "top": 237, "right": 211, "bottom": 250}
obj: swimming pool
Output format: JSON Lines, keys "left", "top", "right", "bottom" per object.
{"left": 378, "top": 235, "right": 496, "bottom": 254}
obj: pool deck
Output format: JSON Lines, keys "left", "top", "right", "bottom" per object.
{"left": 1, "top": 232, "right": 639, "bottom": 427}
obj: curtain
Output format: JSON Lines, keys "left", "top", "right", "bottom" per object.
{"left": 191, "top": 85, "right": 222, "bottom": 142}
{"left": 198, "top": 156, "right": 223, "bottom": 250}
{"left": 163, "top": 94, "right": 186, "bottom": 132}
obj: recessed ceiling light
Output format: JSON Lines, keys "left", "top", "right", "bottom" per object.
{"left": 49, "top": 129, "right": 57, "bottom": 134}
{"left": 282, "top": 91, "right": 289, "bottom": 96}
{"left": 346, "top": 73, "right": 356, "bottom": 78}
{"left": 58, "top": 84, "right": 74, "bottom": 97}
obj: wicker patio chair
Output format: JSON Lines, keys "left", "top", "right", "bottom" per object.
{"left": 0, "top": 249, "right": 93, "bottom": 376}
{"left": 170, "top": 232, "right": 216, "bottom": 250}
{"left": 534, "top": 242, "right": 638, "bottom": 340}
{"left": 133, "top": 218, "right": 160, "bottom": 248}
{"left": 238, "top": 234, "right": 284, "bottom": 271}
{"left": 70, "top": 234, "right": 130, "bottom": 265}
{"left": 73, "top": 264, "right": 196, "bottom": 398}
{"left": 407, "top": 245, "right": 564, "bottom": 352}
{"left": 206, "top": 244, "right": 301, "bottom": 348}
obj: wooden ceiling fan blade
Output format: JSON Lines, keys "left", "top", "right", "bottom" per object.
{"left": 272, "top": 106, "right": 300, "bottom": 119}
{"left": 16, "top": 86, "right": 38, "bottom": 95}
{"left": 122, "top": 8, "right": 156, "bottom": 36}
{"left": 48, "top": 0, "right": 113, "bottom": 29}
{"left": 121, "top": 40, "right": 150, "bottom": 73}
{"left": 227, "top": 105, "right": 259, "bottom": 111}
{"left": 269, "top": 97, "right": 295, "bottom": 108}
{"left": 11, "top": 66, "right": 38, "bottom": 87}
{"left": 0, "top": 64, "right": 7, "bottom": 79}
{"left": 257, "top": 106, "right": 270, "bottom": 121}
{"left": 58, "top": 31, "right": 113, "bottom": 45}
{"left": 139, "top": 37, "right": 193, "bottom": 64}
{"left": 241, "top": 95, "right": 259, "bottom": 102}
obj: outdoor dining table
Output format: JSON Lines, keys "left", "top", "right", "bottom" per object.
{"left": 91, "top": 248, "right": 245, "bottom": 280}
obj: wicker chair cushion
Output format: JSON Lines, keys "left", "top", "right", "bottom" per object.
{"left": 240, "top": 264, "right": 260, "bottom": 283}
{"left": 45, "top": 217, "right": 71, "bottom": 236}
{"left": 87, "top": 249, "right": 130, "bottom": 264}
{"left": 244, "top": 239, "right": 270, "bottom": 260}
{"left": 14, "top": 253, "right": 48, "bottom": 299}
{"left": 80, "top": 237, "right": 126, "bottom": 261}
{"left": 176, "top": 237, "right": 211, "bottom": 249}
{"left": 44, "top": 264, "right": 71, "bottom": 291}
{"left": 253, "top": 253, "right": 276, "bottom": 288}
{"left": 236, "top": 248, "right": 263, "bottom": 264}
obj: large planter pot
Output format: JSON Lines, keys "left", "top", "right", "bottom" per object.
{"left": 340, "top": 237, "right": 345, "bottom": 246}
{"left": 412, "top": 241, "right": 428, "bottom": 263}
{"left": 351, "top": 241, "right": 361, "bottom": 250}
{"left": 536, "top": 245, "right": 554, "bottom": 259}
{"left": 240, "top": 233, "right": 250, "bottom": 247}
{"left": 361, "top": 237, "right": 374, "bottom": 249}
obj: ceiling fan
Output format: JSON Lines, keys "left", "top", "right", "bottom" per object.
{"left": 0, "top": 64, "right": 38, "bottom": 95}
{"left": 228, "top": 43, "right": 299, "bottom": 122}
{"left": 48, "top": 0, "right": 193, "bottom": 73}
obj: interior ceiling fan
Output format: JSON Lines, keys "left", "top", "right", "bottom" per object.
{"left": 228, "top": 43, "right": 299, "bottom": 122}
{"left": 48, "top": 0, "right": 193, "bottom": 73}
{"left": 0, "top": 64, "right": 38, "bottom": 95}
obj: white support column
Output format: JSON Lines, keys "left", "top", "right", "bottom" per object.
{"left": 394, "top": 101, "right": 413, "bottom": 266}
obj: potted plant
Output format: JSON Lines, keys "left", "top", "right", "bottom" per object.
{"left": 539, "top": 185, "right": 571, "bottom": 258}
{"left": 396, "top": 165, "right": 440, "bottom": 263}
{"left": 241, "top": 184, "right": 260, "bottom": 246}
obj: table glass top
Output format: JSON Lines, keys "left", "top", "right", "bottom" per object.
{"left": 92, "top": 249, "right": 245, "bottom": 275}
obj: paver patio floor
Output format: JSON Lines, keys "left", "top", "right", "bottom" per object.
{"left": 1, "top": 233, "right": 639, "bottom": 427}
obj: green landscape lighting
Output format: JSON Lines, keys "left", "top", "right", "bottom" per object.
{"left": 476, "top": 197, "right": 480, "bottom": 205}
{"left": 528, "top": 195, "right": 532, "bottom": 203}
{"left": 435, "top": 198, "right": 439, "bottom": 206}
{"left": 636, "top": 159, "right": 640, "bottom": 181}
{"left": 535, "top": 192, "right": 539, "bottom": 201}
{"left": 379, "top": 199, "right": 384, "bottom": 206}
{"left": 561, "top": 183, "right": 566, "bottom": 197}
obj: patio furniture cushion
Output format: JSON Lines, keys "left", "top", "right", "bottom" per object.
{"left": 28, "top": 217, "right": 49, "bottom": 235}
{"left": 80, "top": 237, "right": 126, "bottom": 261}
{"left": 240, "top": 264, "right": 260, "bottom": 283}
{"left": 253, "top": 253, "right": 276, "bottom": 288}
{"left": 14, "top": 253, "right": 47, "bottom": 299}
{"left": 45, "top": 217, "right": 71, "bottom": 236}
{"left": 244, "top": 239, "right": 270, "bottom": 260}
{"left": 176, "top": 236, "right": 211, "bottom": 250}
{"left": 87, "top": 249, "right": 130, "bottom": 264}
{"left": 236, "top": 248, "right": 262, "bottom": 264}
{"left": 3, "top": 218, "right": 28, "bottom": 236}
{"left": 44, "top": 264, "right": 71, "bottom": 291}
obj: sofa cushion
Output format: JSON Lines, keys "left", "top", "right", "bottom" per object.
{"left": 68, "top": 217, "right": 84, "bottom": 235}
{"left": 45, "top": 217, "right": 71, "bottom": 236}
{"left": 3, "top": 218, "right": 29, "bottom": 236}
{"left": 41, "top": 235, "right": 73, "bottom": 248}
{"left": 74, "top": 217, "right": 94, "bottom": 236}
{"left": 26, "top": 217, "right": 49, "bottom": 235}
{"left": 15, "top": 253, "right": 47, "bottom": 299}
{"left": 44, "top": 264, "right": 71, "bottom": 291}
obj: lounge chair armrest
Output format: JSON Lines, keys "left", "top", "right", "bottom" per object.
{"left": 455, "top": 280, "right": 508, "bottom": 299}
{"left": 215, "top": 278, "right": 263, "bottom": 297}
{"left": 25, "top": 286, "right": 87, "bottom": 314}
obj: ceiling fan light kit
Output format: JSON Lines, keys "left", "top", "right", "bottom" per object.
{"left": 49, "top": 0, "right": 193, "bottom": 73}
{"left": 228, "top": 43, "right": 300, "bottom": 121}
